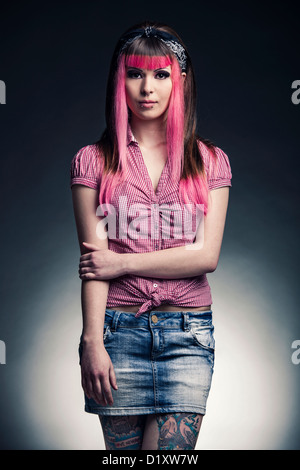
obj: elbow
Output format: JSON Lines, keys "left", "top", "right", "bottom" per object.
{"left": 207, "top": 263, "right": 217, "bottom": 273}
{"left": 207, "top": 256, "right": 219, "bottom": 273}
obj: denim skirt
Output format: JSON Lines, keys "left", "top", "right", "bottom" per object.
{"left": 78, "top": 308, "right": 215, "bottom": 416}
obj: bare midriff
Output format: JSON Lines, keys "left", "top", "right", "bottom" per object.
{"left": 109, "top": 304, "right": 212, "bottom": 313}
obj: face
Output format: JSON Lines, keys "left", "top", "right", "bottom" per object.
{"left": 125, "top": 63, "right": 181, "bottom": 122}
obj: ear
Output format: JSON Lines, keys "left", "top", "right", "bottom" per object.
{"left": 181, "top": 72, "right": 187, "bottom": 81}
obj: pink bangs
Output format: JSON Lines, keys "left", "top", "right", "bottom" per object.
{"left": 125, "top": 54, "right": 172, "bottom": 70}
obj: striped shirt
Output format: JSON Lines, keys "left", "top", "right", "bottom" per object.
{"left": 70, "top": 125, "right": 232, "bottom": 317}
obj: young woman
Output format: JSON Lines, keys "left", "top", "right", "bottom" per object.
{"left": 70, "top": 21, "right": 232, "bottom": 451}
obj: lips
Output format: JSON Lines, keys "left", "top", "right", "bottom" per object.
{"left": 138, "top": 100, "right": 157, "bottom": 108}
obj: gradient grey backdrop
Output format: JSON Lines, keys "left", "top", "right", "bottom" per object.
{"left": 0, "top": 0, "right": 299, "bottom": 449}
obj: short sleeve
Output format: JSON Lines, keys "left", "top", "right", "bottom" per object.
{"left": 70, "top": 144, "right": 103, "bottom": 190}
{"left": 198, "top": 140, "right": 232, "bottom": 190}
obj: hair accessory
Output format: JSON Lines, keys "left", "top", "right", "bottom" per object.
{"left": 118, "top": 27, "right": 187, "bottom": 72}
{"left": 144, "top": 26, "right": 153, "bottom": 38}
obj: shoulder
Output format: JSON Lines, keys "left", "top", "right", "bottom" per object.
{"left": 196, "top": 138, "right": 232, "bottom": 190}
{"left": 71, "top": 143, "right": 104, "bottom": 166}
{"left": 70, "top": 143, "right": 104, "bottom": 190}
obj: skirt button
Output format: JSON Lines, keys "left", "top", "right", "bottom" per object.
{"left": 151, "top": 314, "right": 158, "bottom": 324}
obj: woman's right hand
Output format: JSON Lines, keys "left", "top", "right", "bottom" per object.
{"left": 80, "top": 340, "right": 118, "bottom": 406}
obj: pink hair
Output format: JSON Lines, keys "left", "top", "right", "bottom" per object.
{"left": 125, "top": 54, "right": 172, "bottom": 70}
{"left": 166, "top": 58, "right": 210, "bottom": 215}
{"left": 99, "top": 54, "right": 128, "bottom": 212}
{"left": 99, "top": 53, "right": 210, "bottom": 216}
{"left": 166, "top": 57, "right": 184, "bottom": 182}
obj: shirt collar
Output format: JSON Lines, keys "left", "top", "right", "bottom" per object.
{"left": 127, "top": 123, "right": 139, "bottom": 146}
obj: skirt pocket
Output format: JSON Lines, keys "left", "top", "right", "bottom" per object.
{"left": 189, "top": 321, "right": 215, "bottom": 353}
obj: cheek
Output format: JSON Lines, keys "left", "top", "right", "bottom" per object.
{"left": 125, "top": 82, "right": 135, "bottom": 104}
{"left": 161, "top": 81, "right": 173, "bottom": 103}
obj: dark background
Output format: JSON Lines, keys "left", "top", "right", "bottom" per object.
{"left": 0, "top": 0, "right": 299, "bottom": 449}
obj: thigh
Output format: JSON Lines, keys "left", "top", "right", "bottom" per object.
{"left": 99, "top": 415, "right": 147, "bottom": 450}
{"left": 142, "top": 413, "right": 203, "bottom": 450}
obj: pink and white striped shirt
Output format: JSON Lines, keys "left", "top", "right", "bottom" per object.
{"left": 70, "top": 126, "right": 232, "bottom": 317}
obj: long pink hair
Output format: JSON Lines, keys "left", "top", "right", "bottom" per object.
{"left": 99, "top": 52, "right": 211, "bottom": 216}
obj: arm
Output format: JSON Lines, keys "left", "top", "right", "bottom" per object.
{"left": 71, "top": 184, "right": 117, "bottom": 406}
{"left": 80, "top": 187, "right": 230, "bottom": 280}
{"left": 124, "top": 187, "right": 230, "bottom": 278}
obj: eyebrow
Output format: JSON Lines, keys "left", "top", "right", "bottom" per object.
{"left": 126, "top": 66, "right": 170, "bottom": 72}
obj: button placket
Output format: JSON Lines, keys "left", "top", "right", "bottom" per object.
{"left": 150, "top": 203, "right": 160, "bottom": 251}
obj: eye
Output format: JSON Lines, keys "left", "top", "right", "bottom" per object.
{"left": 126, "top": 70, "right": 143, "bottom": 79}
{"left": 155, "top": 71, "right": 170, "bottom": 79}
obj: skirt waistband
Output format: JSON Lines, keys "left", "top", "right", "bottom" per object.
{"left": 105, "top": 308, "right": 213, "bottom": 331}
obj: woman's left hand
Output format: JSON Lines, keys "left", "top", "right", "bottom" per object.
{"left": 78, "top": 242, "right": 127, "bottom": 280}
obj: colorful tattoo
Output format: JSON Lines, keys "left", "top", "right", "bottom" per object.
{"left": 100, "top": 415, "right": 146, "bottom": 450}
{"left": 156, "top": 413, "right": 202, "bottom": 450}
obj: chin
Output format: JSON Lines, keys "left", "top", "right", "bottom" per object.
{"left": 135, "top": 108, "right": 168, "bottom": 120}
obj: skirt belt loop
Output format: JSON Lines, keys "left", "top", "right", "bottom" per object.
{"left": 182, "top": 312, "right": 189, "bottom": 331}
{"left": 111, "top": 310, "right": 122, "bottom": 332}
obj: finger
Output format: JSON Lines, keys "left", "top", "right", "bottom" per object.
{"left": 92, "top": 383, "right": 106, "bottom": 406}
{"left": 109, "top": 366, "right": 118, "bottom": 391}
{"left": 79, "top": 272, "right": 96, "bottom": 280}
{"left": 79, "top": 263, "right": 93, "bottom": 273}
{"left": 82, "top": 242, "right": 100, "bottom": 251}
{"left": 85, "top": 374, "right": 105, "bottom": 406}
{"left": 79, "top": 260, "right": 92, "bottom": 267}
{"left": 81, "top": 375, "right": 87, "bottom": 395}
{"left": 78, "top": 266, "right": 86, "bottom": 274}
{"left": 79, "top": 253, "right": 92, "bottom": 263}
{"left": 83, "top": 378, "right": 94, "bottom": 400}
{"left": 101, "top": 375, "right": 114, "bottom": 406}
{"left": 93, "top": 378, "right": 109, "bottom": 406}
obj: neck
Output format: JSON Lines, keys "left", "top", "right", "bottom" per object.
{"left": 129, "top": 115, "right": 167, "bottom": 148}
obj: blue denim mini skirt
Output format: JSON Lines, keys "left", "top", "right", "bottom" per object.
{"left": 79, "top": 308, "right": 215, "bottom": 416}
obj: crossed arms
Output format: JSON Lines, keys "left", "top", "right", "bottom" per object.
{"left": 76, "top": 186, "right": 230, "bottom": 280}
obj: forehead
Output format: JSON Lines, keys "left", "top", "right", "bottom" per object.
{"left": 125, "top": 54, "right": 172, "bottom": 70}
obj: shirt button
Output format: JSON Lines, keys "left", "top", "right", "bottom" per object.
{"left": 153, "top": 283, "right": 158, "bottom": 288}
{"left": 152, "top": 315, "right": 158, "bottom": 324}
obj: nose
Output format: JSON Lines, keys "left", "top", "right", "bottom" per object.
{"left": 141, "top": 75, "right": 154, "bottom": 95}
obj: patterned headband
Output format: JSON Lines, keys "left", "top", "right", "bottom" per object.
{"left": 118, "top": 26, "right": 188, "bottom": 72}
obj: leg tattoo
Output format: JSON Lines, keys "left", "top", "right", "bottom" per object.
{"left": 156, "top": 413, "right": 202, "bottom": 450}
{"left": 99, "top": 415, "right": 147, "bottom": 450}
